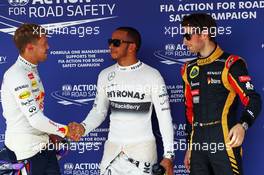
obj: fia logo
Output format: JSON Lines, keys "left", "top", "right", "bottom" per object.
{"left": 8, "top": 0, "right": 29, "bottom": 6}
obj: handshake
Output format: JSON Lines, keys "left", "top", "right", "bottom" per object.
{"left": 65, "top": 122, "right": 85, "bottom": 141}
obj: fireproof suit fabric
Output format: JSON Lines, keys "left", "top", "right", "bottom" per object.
{"left": 181, "top": 46, "right": 262, "bottom": 175}
{"left": 81, "top": 61, "right": 174, "bottom": 175}
{"left": 102, "top": 151, "right": 154, "bottom": 175}
{"left": 1, "top": 56, "right": 68, "bottom": 160}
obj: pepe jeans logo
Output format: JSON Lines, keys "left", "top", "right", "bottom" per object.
{"left": 190, "top": 66, "right": 199, "bottom": 79}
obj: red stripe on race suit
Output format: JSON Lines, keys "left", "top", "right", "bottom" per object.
{"left": 228, "top": 73, "right": 249, "bottom": 106}
{"left": 191, "top": 89, "right": 199, "bottom": 96}
{"left": 185, "top": 84, "right": 193, "bottom": 124}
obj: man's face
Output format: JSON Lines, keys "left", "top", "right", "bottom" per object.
{"left": 108, "top": 30, "right": 132, "bottom": 61}
{"left": 183, "top": 26, "right": 204, "bottom": 54}
{"left": 32, "top": 35, "right": 49, "bottom": 63}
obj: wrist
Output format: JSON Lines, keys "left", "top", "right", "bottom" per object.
{"left": 64, "top": 126, "right": 69, "bottom": 137}
{"left": 80, "top": 123, "right": 86, "bottom": 136}
{"left": 241, "top": 122, "right": 248, "bottom": 131}
{"left": 163, "top": 152, "right": 175, "bottom": 160}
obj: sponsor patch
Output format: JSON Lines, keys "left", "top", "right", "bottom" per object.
{"left": 191, "top": 81, "right": 199, "bottom": 87}
{"left": 207, "top": 77, "right": 221, "bottom": 84}
{"left": 58, "top": 127, "right": 67, "bottom": 134}
{"left": 28, "top": 106, "right": 37, "bottom": 113}
{"left": 31, "top": 80, "right": 38, "bottom": 88}
{"left": 19, "top": 91, "right": 31, "bottom": 99}
{"left": 247, "top": 109, "right": 255, "bottom": 118}
{"left": 27, "top": 73, "right": 34, "bottom": 79}
{"left": 193, "top": 96, "right": 200, "bottom": 104}
{"left": 245, "top": 82, "right": 254, "bottom": 90}
{"left": 21, "top": 99, "right": 34, "bottom": 106}
{"left": 108, "top": 72, "right": 115, "bottom": 81}
{"left": 190, "top": 66, "right": 199, "bottom": 79}
{"left": 207, "top": 71, "right": 222, "bottom": 75}
{"left": 36, "top": 92, "right": 45, "bottom": 101}
{"left": 239, "top": 76, "right": 251, "bottom": 82}
{"left": 15, "top": 84, "right": 29, "bottom": 91}
{"left": 191, "top": 89, "right": 199, "bottom": 96}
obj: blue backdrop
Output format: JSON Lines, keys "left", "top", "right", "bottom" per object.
{"left": 0, "top": 0, "right": 263, "bottom": 174}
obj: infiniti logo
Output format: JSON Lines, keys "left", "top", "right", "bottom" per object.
{"left": 8, "top": 0, "right": 29, "bottom": 6}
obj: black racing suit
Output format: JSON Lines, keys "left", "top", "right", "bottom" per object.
{"left": 181, "top": 45, "right": 262, "bottom": 175}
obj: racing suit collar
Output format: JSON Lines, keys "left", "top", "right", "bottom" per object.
{"left": 197, "top": 45, "right": 223, "bottom": 66}
{"left": 18, "top": 55, "right": 38, "bottom": 71}
{"left": 116, "top": 60, "right": 143, "bottom": 71}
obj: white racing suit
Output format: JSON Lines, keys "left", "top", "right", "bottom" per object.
{"left": 81, "top": 61, "right": 174, "bottom": 175}
{"left": 1, "top": 55, "right": 68, "bottom": 160}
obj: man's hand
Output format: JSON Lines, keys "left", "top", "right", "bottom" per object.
{"left": 184, "top": 150, "right": 191, "bottom": 172}
{"left": 66, "top": 122, "right": 85, "bottom": 141}
{"left": 227, "top": 123, "right": 245, "bottom": 148}
{"left": 160, "top": 158, "right": 173, "bottom": 175}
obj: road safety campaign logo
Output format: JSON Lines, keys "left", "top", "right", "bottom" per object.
{"left": 154, "top": 43, "right": 196, "bottom": 65}
{"left": 0, "top": 56, "right": 7, "bottom": 65}
{"left": 0, "top": 134, "right": 4, "bottom": 143}
{"left": 8, "top": 0, "right": 29, "bottom": 6}
{"left": 64, "top": 162, "right": 100, "bottom": 175}
{"left": 0, "top": 0, "right": 117, "bottom": 37}
{"left": 51, "top": 84, "right": 96, "bottom": 106}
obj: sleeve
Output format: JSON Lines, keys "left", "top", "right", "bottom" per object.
{"left": 228, "top": 59, "right": 262, "bottom": 126}
{"left": 6, "top": 73, "right": 67, "bottom": 138}
{"left": 151, "top": 71, "right": 174, "bottom": 156}
{"left": 181, "top": 63, "right": 193, "bottom": 143}
{"left": 81, "top": 72, "right": 109, "bottom": 135}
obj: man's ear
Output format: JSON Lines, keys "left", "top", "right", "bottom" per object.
{"left": 25, "top": 43, "right": 34, "bottom": 51}
{"left": 128, "top": 43, "right": 137, "bottom": 53}
{"left": 200, "top": 33, "right": 210, "bottom": 41}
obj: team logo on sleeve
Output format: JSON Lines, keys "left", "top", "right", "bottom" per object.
{"left": 239, "top": 76, "right": 251, "bottom": 82}
{"left": 108, "top": 72, "right": 115, "bottom": 81}
{"left": 27, "top": 72, "right": 35, "bottom": 79}
{"left": 190, "top": 66, "right": 199, "bottom": 79}
{"left": 245, "top": 82, "right": 254, "bottom": 90}
{"left": 58, "top": 127, "right": 67, "bottom": 134}
{"left": 19, "top": 91, "right": 31, "bottom": 99}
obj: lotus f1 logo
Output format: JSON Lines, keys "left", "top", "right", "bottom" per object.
{"left": 8, "top": 0, "right": 29, "bottom": 6}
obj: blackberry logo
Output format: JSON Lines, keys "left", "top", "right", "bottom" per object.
{"left": 8, "top": 0, "right": 29, "bottom": 6}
